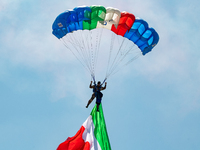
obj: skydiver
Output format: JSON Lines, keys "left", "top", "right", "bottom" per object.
{"left": 86, "top": 81, "right": 107, "bottom": 111}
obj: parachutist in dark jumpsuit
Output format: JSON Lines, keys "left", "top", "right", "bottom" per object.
{"left": 86, "top": 81, "right": 107, "bottom": 111}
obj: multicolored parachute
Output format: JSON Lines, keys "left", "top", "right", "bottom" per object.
{"left": 52, "top": 5, "right": 159, "bottom": 81}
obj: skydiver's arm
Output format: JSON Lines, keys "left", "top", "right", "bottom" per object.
{"left": 101, "top": 82, "right": 107, "bottom": 90}
{"left": 89, "top": 81, "right": 94, "bottom": 89}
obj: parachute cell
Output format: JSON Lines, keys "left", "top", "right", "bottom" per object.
{"left": 111, "top": 12, "right": 135, "bottom": 36}
{"left": 73, "top": 6, "right": 91, "bottom": 30}
{"left": 89, "top": 6, "right": 106, "bottom": 29}
{"left": 97, "top": 7, "right": 121, "bottom": 30}
{"left": 52, "top": 12, "right": 71, "bottom": 38}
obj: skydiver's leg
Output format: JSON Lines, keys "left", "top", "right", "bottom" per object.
{"left": 96, "top": 101, "right": 101, "bottom": 112}
{"left": 86, "top": 93, "right": 95, "bottom": 108}
{"left": 97, "top": 104, "right": 99, "bottom": 112}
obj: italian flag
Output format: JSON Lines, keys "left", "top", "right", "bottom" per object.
{"left": 57, "top": 104, "right": 111, "bottom": 150}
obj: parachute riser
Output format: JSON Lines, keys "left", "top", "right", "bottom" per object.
{"left": 91, "top": 75, "right": 107, "bottom": 87}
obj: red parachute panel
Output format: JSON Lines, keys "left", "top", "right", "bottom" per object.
{"left": 111, "top": 12, "right": 135, "bottom": 36}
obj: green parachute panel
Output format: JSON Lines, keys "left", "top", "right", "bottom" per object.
{"left": 83, "top": 5, "right": 106, "bottom": 30}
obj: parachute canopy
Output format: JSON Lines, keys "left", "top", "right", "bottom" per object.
{"left": 52, "top": 5, "right": 159, "bottom": 80}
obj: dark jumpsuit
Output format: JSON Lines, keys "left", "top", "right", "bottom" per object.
{"left": 93, "top": 86, "right": 103, "bottom": 104}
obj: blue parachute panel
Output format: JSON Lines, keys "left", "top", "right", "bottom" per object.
{"left": 148, "top": 36, "right": 154, "bottom": 45}
{"left": 138, "top": 24, "right": 146, "bottom": 35}
{"left": 124, "top": 19, "right": 159, "bottom": 55}
{"left": 52, "top": 6, "right": 92, "bottom": 39}
{"left": 52, "top": 12, "right": 72, "bottom": 39}
{"left": 124, "top": 19, "right": 148, "bottom": 42}
{"left": 141, "top": 28, "right": 159, "bottom": 55}
{"left": 73, "top": 6, "right": 92, "bottom": 30}
{"left": 66, "top": 10, "right": 80, "bottom": 32}
{"left": 135, "top": 29, "right": 152, "bottom": 47}
{"left": 74, "top": 6, "right": 91, "bottom": 21}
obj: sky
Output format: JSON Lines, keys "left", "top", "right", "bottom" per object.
{"left": 0, "top": 0, "right": 200, "bottom": 150}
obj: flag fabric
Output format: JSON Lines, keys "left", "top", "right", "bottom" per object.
{"left": 57, "top": 104, "right": 111, "bottom": 150}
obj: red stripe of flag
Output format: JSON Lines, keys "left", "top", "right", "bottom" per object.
{"left": 57, "top": 126, "right": 90, "bottom": 150}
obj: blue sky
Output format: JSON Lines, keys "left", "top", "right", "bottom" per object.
{"left": 0, "top": 0, "right": 200, "bottom": 150}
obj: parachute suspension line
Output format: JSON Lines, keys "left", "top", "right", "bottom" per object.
{"left": 93, "top": 28, "right": 104, "bottom": 78}
{"left": 78, "top": 31, "right": 94, "bottom": 74}
{"left": 92, "top": 29, "right": 99, "bottom": 78}
{"left": 83, "top": 30, "right": 94, "bottom": 77}
{"left": 70, "top": 32, "right": 84, "bottom": 48}
{"left": 63, "top": 34, "right": 92, "bottom": 72}
{"left": 59, "top": 38, "right": 91, "bottom": 74}
{"left": 91, "top": 74, "right": 107, "bottom": 89}
{"left": 71, "top": 30, "right": 94, "bottom": 78}
{"left": 78, "top": 31, "right": 89, "bottom": 66}
{"left": 79, "top": 31, "right": 94, "bottom": 75}
{"left": 89, "top": 30, "right": 96, "bottom": 78}
{"left": 91, "top": 72, "right": 107, "bottom": 87}
{"left": 91, "top": 74, "right": 96, "bottom": 84}
{"left": 90, "top": 28, "right": 107, "bottom": 86}
{"left": 61, "top": 36, "right": 85, "bottom": 63}
{"left": 101, "top": 77, "right": 107, "bottom": 86}
{"left": 95, "top": 28, "right": 102, "bottom": 66}
{"left": 96, "top": 28, "right": 107, "bottom": 83}
{"left": 105, "top": 32, "right": 115, "bottom": 79}
{"left": 62, "top": 32, "right": 96, "bottom": 75}
{"left": 109, "top": 52, "right": 142, "bottom": 78}
{"left": 97, "top": 28, "right": 104, "bottom": 53}
{"left": 107, "top": 41, "right": 137, "bottom": 76}
{"left": 70, "top": 32, "right": 81, "bottom": 47}
{"left": 105, "top": 33, "right": 143, "bottom": 79}
{"left": 108, "top": 46, "right": 138, "bottom": 77}
{"left": 106, "top": 37, "right": 126, "bottom": 77}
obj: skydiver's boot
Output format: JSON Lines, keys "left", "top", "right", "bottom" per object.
{"left": 86, "top": 99, "right": 92, "bottom": 108}
{"left": 97, "top": 105, "right": 99, "bottom": 112}
{"left": 86, "top": 101, "right": 90, "bottom": 108}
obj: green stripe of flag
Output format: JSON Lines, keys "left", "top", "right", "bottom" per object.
{"left": 90, "top": 104, "right": 111, "bottom": 150}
